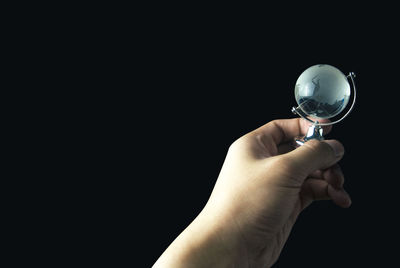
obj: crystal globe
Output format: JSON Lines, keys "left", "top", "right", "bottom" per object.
{"left": 295, "top": 64, "right": 351, "bottom": 119}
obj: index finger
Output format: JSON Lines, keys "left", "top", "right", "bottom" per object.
{"left": 254, "top": 118, "right": 332, "bottom": 146}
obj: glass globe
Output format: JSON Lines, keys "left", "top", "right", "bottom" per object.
{"left": 295, "top": 64, "right": 351, "bottom": 119}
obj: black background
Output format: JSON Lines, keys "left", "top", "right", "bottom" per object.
{"left": 51, "top": 5, "right": 399, "bottom": 267}
{"left": 132, "top": 15, "right": 398, "bottom": 267}
{"left": 133, "top": 20, "right": 397, "bottom": 267}
{"left": 12, "top": 3, "right": 400, "bottom": 267}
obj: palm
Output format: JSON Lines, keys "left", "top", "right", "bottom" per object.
{"left": 154, "top": 118, "right": 351, "bottom": 268}
{"left": 211, "top": 119, "right": 349, "bottom": 267}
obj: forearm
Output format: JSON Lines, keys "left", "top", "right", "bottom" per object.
{"left": 153, "top": 207, "right": 244, "bottom": 267}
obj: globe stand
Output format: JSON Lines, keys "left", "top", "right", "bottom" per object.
{"left": 294, "top": 123, "right": 324, "bottom": 147}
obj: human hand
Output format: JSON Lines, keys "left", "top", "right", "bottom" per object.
{"left": 154, "top": 118, "right": 351, "bottom": 267}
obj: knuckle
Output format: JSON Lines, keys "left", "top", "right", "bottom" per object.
{"left": 303, "top": 139, "right": 337, "bottom": 167}
{"left": 272, "top": 155, "right": 300, "bottom": 175}
{"left": 303, "top": 139, "right": 323, "bottom": 150}
{"left": 228, "top": 135, "right": 248, "bottom": 152}
{"left": 271, "top": 155, "right": 305, "bottom": 185}
{"left": 304, "top": 140, "right": 333, "bottom": 157}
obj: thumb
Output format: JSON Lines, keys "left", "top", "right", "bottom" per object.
{"left": 283, "top": 139, "right": 344, "bottom": 180}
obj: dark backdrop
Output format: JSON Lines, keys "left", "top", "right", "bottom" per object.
{"left": 141, "top": 36, "right": 400, "bottom": 268}
{"left": 20, "top": 4, "right": 399, "bottom": 267}
{"left": 91, "top": 10, "right": 398, "bottom": 267}
{"left": 135, "top": 34, "right": 397, "bottom": 266}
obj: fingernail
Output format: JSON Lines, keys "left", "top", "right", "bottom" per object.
{"left": 323, "top": 140, "right": 344, "bottom": 158}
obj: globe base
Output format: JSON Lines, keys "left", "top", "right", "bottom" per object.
{"left": 293, "top": 137, "right": 306, "bottom": 147}
{"left": 293, "top": 124, "right": 324, "bottom": 147}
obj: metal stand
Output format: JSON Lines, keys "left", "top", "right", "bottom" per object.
{"left": 294, "top": 123, "right": 324, "bottom": 147}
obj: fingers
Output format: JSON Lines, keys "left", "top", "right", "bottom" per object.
{"left": 323, "top": 164, "right": 344, "bottom": 190}
{"left": 309, "top": 165, "right": 345, "bottom": 190}
{"left": 300, "top": 178, "right": 352, "bottom": 209}
{"left": 254, "top": 118, "right": 332, "bottom": 146}
{"left": 282, "top": 139, "right": 345, "bottom": 182}
{"left": 300, "top": 165, "right": 350, "bottom": 209}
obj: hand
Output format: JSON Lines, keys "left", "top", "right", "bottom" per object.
{"left": 154, "top": 118, "right": 351, "bottom": 267}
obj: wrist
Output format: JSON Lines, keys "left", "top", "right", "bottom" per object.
{"left": 154, "top": 206, "right": 246, "bottom": 267}
{"left": 190, "top": 208, "right": 245, "bottom": 266}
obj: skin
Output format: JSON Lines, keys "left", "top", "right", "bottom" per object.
{"left": 154, "top": 118, "right": 351, "bottom": 267}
